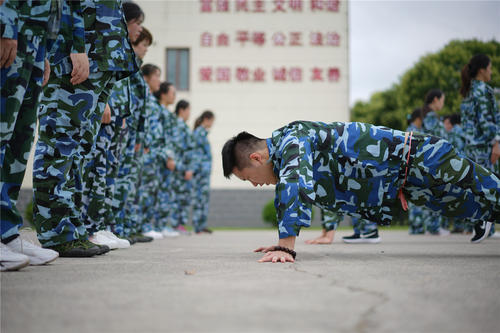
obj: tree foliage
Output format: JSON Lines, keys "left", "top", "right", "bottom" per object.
{"left": 351, "top": 39, "right": 500, "bottom": 130}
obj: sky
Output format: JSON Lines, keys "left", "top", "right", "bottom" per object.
{"left": 348, "top": 0, "right": 500, "bottom": 106}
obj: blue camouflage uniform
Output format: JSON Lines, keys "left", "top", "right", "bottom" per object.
{"left": 266, "top": 121, "right": 500, "bottom": 240}
{"left": 168, "top": 117, "right": 195, "bottom": 229}
{"left": 406, "top": 123, "right": 424, "bottom": 234}
{"left": 420, "top": 111, "right": 446, "bottom": 234}
{"left": 33, "top": 0, "right": 138, "bottom": 247}
{"left": 191, "top": 126, "right": 212, "bottom": 232}
{"left": 1, "top": 0, "right": 56, "bottom": 242}
{"left": 461, "top": 79, "right": 500, "bottom": 234}
{"left": 320, "top": 210, "right": 378, "bottom": 235}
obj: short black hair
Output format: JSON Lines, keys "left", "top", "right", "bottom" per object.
{"left": 407, "top": 107, "right": 422, "bottom": 125}
{"left": 175, "top": 99, "right": 189, "bottom": 115}
{"left": 133, "top": 26, "right": 152, "bottom": 46}
{"left": 222, "top": 132, "right": 265, "bottom": 178}
{"left": 450, "top": 113, "right": 461, "bottom": 126}
{"left": 153, "top": 82, "right": 173, "bottom": 100}
{"left": 141, "top": 63, "right": 160, "bottom": 77}
{"left": 123, "top": 1, "right": 144, "bottom": 23}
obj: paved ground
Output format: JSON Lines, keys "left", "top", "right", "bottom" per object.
{"left": 1, "top": 230, "right": 500, "bottom": 333}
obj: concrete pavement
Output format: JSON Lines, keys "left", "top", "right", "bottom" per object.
{"left": 1, "top": 230, "right": 500, "bottom": 333}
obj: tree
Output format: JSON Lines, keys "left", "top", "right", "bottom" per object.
{"left": 351, "top": 39, "right": 500, "bottom": 130}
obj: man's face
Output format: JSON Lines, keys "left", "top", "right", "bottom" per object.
{"left": 166, "top": 86, "right": 176, "bottom": 105}
{"left": 127, "top": 19, "right": 143, "bottom": 43}
{"left": 233, "top": 154, "right": 278, "bottom": 187}
{"left": 145, "top": 70, "right": 161, "bottom": 92}
{"left": 443, "top": 118, "right": 453, "bottom": 132}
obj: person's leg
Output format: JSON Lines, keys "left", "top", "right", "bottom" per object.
{"left": 177, "top": 179, "right": 192, "bottom": 232}
{"left": 305, "top": 210, "right": 340, "bottom": 244}
{"left": 154, "top": 167, "right": 171, "bottom": 232}
{"left": 192, "top": 173, "right": 210, "bottom": 233}
{"left": 408, "top": 203, "right": 424, "bottom": 234}
{"left": 139, "top": 154, "right": 159, "bottom": 235}
{"left": 33, "top": 71, "right": 113, "bottom": 251}
{"left": 405, "top": 136, "right": 500, "bottom": 229}
{"left": 0, "top": 34, "right": 43, "bottom": 242}
{"left": 423, "top": 210, "right": 442, "bottom": 235}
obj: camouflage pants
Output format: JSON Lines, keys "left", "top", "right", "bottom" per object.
{"left": 0, "top": 33, "right": 46, "bottom": 241}
{"left": 33, "top": 71, "right": 114, "bottom": 247}
{"left": 321, "top": 210, "right": 377, "bottom": 234}
{"left": 155, "top": 166, "right": 173, "bottom": 231}
{"left": 192, "top": 171, "right": 210, "bottom": 232}
{"left": 139, "top": 153, "right": 159, "bottom": 234}
{"left": 168, "top": 171, "right": 192, "bottom": 228}
{"left": 408, "top": 203, "right": 424, "bottom": 234}
{"left": 404, "top": 136, "right": 500, "bottom": 223}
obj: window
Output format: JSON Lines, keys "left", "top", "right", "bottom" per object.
{"left": 166, "top": 48, "right": 190, "bottom": 91}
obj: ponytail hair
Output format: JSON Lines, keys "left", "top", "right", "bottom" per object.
{"left": 175, "top": 99, "right": 190, "bottom": 116}
{"left": 194, "top": 110, "right": 215, "bottom": 129}
{"left": 421, "top": 89, "right": 443, "bottom": 118}
{"left": 460, "top": 54, "right": 491, "bottom": 98}
{"left": 153, "top": 81, "right": 172, "bottom": 101}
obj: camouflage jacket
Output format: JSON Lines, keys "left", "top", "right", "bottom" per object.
{"left": 129, "top": 61, "right": 149, "bottom": 144}
{"left": 144, "top": 95, "right": 176, "bottom": 164}
{"left": 446, "top": 125, "right": 465, "bottom": 155}
{"left": 422, "top": 111, "right": 445, "bottom": 138}
{"left": 173, "top": 118, "right": 195, "bottom": 173}
{"left": 108, "top": 77, "right": 131, "bottom": 120}
{"left": 406, "top": 124, "right": 421, "bottom": 133}
{"left": 460, "top": 80, "right": 500, "bottom": 150}
{"left": 192, "top": 126, "right": 212, "bottom": 175}
{"left": 49, "top": 0, "right": 138, "bottom": 78}
{"left": 267, "top": 121, "right": 407, "bottom": 239}
{"left": 1, "top": 0, "right": 56, "bottom": 40}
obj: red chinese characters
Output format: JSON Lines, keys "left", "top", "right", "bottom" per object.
{"left": 289, "top": 32, "right": 302, "bottom": 46}
{"left": 310, "top": 32, "right": 323, "bottom": 46}
{"left": 236, "top": 30, "right": 249, "bottom": 45}
{"left": 311, "top": 67, "right": 323, "bottom": 81}
{"left": 200, "top": 32, "right": 212, "bottom": 47}
{"left": 273, "top": 0, "right": 286, "bottom": 12}
{"left": 236, "top": 0, "right": 249, "bottom": 11}
{"left": 252, "top": 32, "right": 266, "bottom": 46}
{"left": 289, "top": 0, "right": 303, "bottom": 11}
{"left": 236, "top": 67, "right": 250, "bottom": 81}
{"left": 326, "top": 32, "right": 340, "bottom": 46}
{"left": 216, "top": 0, "right": 229, "bottom": 12}
{"left": 273, "top": 67, "right": 287, "bottom": 81}
{"left": 200, "top": 0, "right": 212, "bottom": 12}
{"left": 217, "top": 33, "right": 229, "bottom": 46}
{"left": 272, "top": 32, "right": 286, "bottom": 46}
{"left": 200, "top": 67, "right": 212, "bottom": 81}
{"left": 328, "top": 67, "right": 340, "bottom": 82}
{"left": 216, "top": 67, "right": 231, "bottom": 82}
{"left": 289, "top": 67, "right": 302, "bottom": 82}
{"left": 325, "top": 0, "right": 340, "bottom": 12}
{"left": 253, "top": 0, "right": 265, "bottom": 12}
{"left": 253, "top": 68, "right": 266, "bottom": 82}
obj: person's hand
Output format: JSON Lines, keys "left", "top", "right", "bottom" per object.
{"left": 254, "top": 245, "right": 277, "bottom": 253}
{"left": 0, "top": 38, "right": 17, "bottom": 68}
{"left": 166, "top": 158, "right": 175, "bottom": 171}
{"left": 258, "top": 250, "right": 295, "bottom": 263}
{"left": 305, "top": 230, "right": 335, "bottom": 245}
{"left": 70, "top": 53, "right": 89, "bottom": 85}
{"left": 42, "top": 59, "right": 50, "bottom": 86}
{"left": 101, "top": 104, "right": 111, "bottom": 124}
{"left": 134, "top": 143, "right": 141, "bottom": 152}
{"left": 144, "top": 147, "right": 150, "bottom": 154}
{"left": 491, "top": 141, "right": 500, "bottom": 164}
{"left": 184, "top": 170, "right": 193, "bottom": 180}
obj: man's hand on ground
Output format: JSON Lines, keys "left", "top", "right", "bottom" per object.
{"left": 254, "top": 245, "right": 276, "bottom": 253}
{"left": 257, "top": 250, "right": 294, "bottom": 263}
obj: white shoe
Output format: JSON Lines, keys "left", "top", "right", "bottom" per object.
{"left": 96, "top": 230, "right": 130, "bottom": 249}
{"left": 490, "top": 231, "right": 500, "bottom": 239}
{"left": 1, "top": 243, "right": 30, "bottom": 271}
{"left": 143, "top": 231, "right": 164, "bottom": 240}
{"left": 5, "top": 237, "right": 58, "bottom": 266}
{"left": 161, "top": 227, "right": 180, "bottom": 237}
{"left": 439, "top": 228, "right": 451, "bottom": 236}
{"left": 89, "top": 233, "right": 119, "bottom": 250}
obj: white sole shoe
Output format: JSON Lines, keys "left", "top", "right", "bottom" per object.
{"left": 1, "top": 243, "right": 31, "bottom": 271}
{"left": 96, "top": 231, "right": 130, "bottom": 249}
{"left": 5, "top": 237, "right": 59, "bottom": 265}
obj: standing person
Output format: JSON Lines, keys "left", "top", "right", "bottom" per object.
{"left": 169, "top": 100, "right": 195, "bottom": 235}
{"left": 406, "top": 108, "right": 425, "bottom": 235}
{"left": 82, "top": 1, "right": 144, "bottom": 250}
{"left": 222, "top": 121, "right": 499, "bottom": 263}
{"left": 145, "top": 81, "right": 179, "bottom": 238}
{"left": 33, "top": 0, "right": 138, "bottom": 257}
{"left": 420, "top": 89, "right": 449, "bottom": 236}
{"left": 1, "top": 0, "right": 59, "bottom": 270}
{"left": 192, "top": 111, "right": 215, "bottom": 234}
{"left": 460, "top": 53, "right": 499, "bottom": 241}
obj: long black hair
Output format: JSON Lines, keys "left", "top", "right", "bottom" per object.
{"left": 194, "top": 110, "right": 215, "bottom": 129}
{"left": 122, "top": 1, "right": 144, "bottom": 23}
{"left": 175, "top": 100, "right": 190, "bottom": 116}
{"left": 421, "top": 89, "right": 444, "bottom": 118}
{"left": 153, "top": 81, "right": 172, "bottom": 101}
{"left": 460, "top": 54, "right": 491, "bottom": 98}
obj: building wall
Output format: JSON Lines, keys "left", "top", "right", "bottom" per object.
{"left": 138, "top": 0, "right": 349, "bottom": 189}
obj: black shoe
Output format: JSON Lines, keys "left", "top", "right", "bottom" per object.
{"left": 94, "top": 244, "right": 110, "bottom": 255}
{"left": 196, "top": 228, "right": 213, "bottom": 234}
{"left": 125, "top": 236, "right": 136, "bottom": 245}
{"left": 343, "top": 230, "right": 381, "bottom": 244}
{"left": 131, "top": 234, "right": 153, "bottom": 243}
{"left": 48, "top": 240, "right": 100, "bottom": 257}
{"left": 471, "top": 221, "right": 493, "bottom": 243}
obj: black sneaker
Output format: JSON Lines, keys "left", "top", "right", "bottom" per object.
{"left": 471, "top": 221, "right": 493, "bottom": 243}
{"left": 94, "top": 244, "right": 110, "bottom": 255}
{"left": 131, "top": 234, "right": 154, "bottom": 243}
{"left": 124, "top": 236, "right": 136, "bottom": 245}
{"left": 343, "top": 230, "right": 381, "bottom": 244}
{"left": 48, "top": 240, "right": 100, "bottom": 257}
{"left": 196, "top": 228, "right": 213, "bottom": 234}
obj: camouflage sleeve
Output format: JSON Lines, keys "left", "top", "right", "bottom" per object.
{"left": 476, "top": 87, "right": 500, "bottom": 144}
{"left": 1, "top": 0, "right": 19, "bottom": 40}
{"left": 68, "top": 0, "right": 85, "bottom": 53}
{"left": 275, "top": 133, "right": 315, "bottom": 239}
{"left": 423, "top": 113, "right": 445, "bottom": 137}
